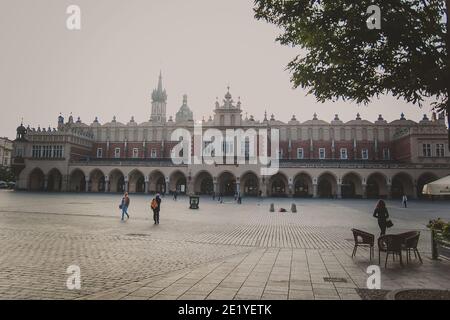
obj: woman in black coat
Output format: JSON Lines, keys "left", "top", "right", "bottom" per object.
{"left": 373, "top": 199, "right": 389, "bottom": 236}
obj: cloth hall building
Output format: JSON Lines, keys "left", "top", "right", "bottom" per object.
{"left": 11, "top": 74, "right": 450, "bottom": 199}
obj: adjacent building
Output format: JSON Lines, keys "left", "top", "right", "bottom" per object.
{"left": 11, "top": 74, "right": 450, "bottom": 199}
{"left": 0, "top": 137, "right": 13, "bottom": 168}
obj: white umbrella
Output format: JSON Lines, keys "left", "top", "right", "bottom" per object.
{"left": 422, "top": 175, "right": 450, "bottom": 195}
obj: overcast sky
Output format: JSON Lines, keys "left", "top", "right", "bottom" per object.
{"left": 0, "top": 0, "right": 437, "bottom": 139}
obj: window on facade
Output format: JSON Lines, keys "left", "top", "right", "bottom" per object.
{"left": 340, "top": 148, "right": 348, "bottom": 160}
{"left": 15, "top": 147, "right": 24, "bottom": 158}
{"left": 31, "top": 145, "right": 63, "bottom": 159}
{"left": 114, "top": 148, "right": 121, "bottom": 158}
{"left": 319, "top": 148, "right": 326, "bottom": 159}
{"left": 383, "top": 148, "right": 390, "bottom": 160}
{"left": 151, "top": 148, "right": 157, "bottom": 158}
{"left": 436, "top": 144, "right": 445, "bottom": 157}
{"left": 361, "top": 148, "right": 369, "bottom": 160}
{"left": 222, "top": 141, "right": 233, "bottom": 154}
{"left": 422, "top": 144, "right": 432, "bottom": 157}
{"left": 96, "top": 148, "right": 103, "bottom": 158}
{"left": 132, "top": 148, "right": 139, "bottom": 158}
{"left": 297, "top": 148, "right": 304, "bottom": 159}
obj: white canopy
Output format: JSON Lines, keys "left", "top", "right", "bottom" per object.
{"left": 422, "top": 175, "right": 450, "bottom": 195}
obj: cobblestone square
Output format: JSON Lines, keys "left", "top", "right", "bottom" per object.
{"left": 0, "top": 191, "right": 449, "bottom": 300}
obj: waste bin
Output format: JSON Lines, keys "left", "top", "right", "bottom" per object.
{"left": 189, "top": 196, "right": 200, "bottom": 209}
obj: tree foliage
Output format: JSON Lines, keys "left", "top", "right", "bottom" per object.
{"left": 254, "top": 0, "right": 449, "bottom": 138}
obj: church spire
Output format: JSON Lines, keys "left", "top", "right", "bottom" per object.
{"left": 150, "top": 72, "right": 167, "bottom": 122}
{"left": 152, "top": 71, "right": 167, "bottom": 103}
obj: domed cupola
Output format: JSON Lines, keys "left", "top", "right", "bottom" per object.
{"left": 175, "top": 94, "right": 194, "bottom": 122}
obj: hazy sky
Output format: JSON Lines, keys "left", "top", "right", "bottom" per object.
{"left": 0, "top": 0, "right": 436, "bottom": 139}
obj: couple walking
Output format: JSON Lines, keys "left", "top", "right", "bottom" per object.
{"left": 119, "top": 192, "right": 162, "bottom": 225}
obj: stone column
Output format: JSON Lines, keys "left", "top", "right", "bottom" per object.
{"left": 213, "top": 181, "right": 218, "bottom": 195}
{"left": 387, "top": 184, "right": 392, "bottom": 199}
{"left": 362, "top": 184, "right": 367, "bottom": 199}
{"left": 144, "top": 176, "right": 149, "bottom": 194}
{"left": 288, "top": 182, "right": 294, "bottom": 198}
{"left": 105, "top": 176, "right": 109, "bottom": 193}
{"left": 313, "top": 183, "right": 318, "bottom": 198}
{"left": 44, "top": 176, "right": 49, "bottom": 191}
{"left": 124, "top": 176, "right": 129, "bottom": 193}
{"left": 85, "top": 179, "right": 90, "bottom": 193}
{"left": 236, "top": 182, "right": 241, "bottom": 196}
{"left": 337, "top": 183, "right": 342, "bottom": 199}
{"left": 61, "top": 175, "right": 69, "bottom": 192}
{"left": 413, "top": 183, "right": 418, "bottom": 199}
{"left": 165, "top": 177, "right": 170, "bottom": 195}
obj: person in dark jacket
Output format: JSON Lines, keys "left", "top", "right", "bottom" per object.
{"left": 151, "top": 193, "right": 162, "bottom": 225}
{"left": 373, "top": 199, "right": 389, "bottom": 236}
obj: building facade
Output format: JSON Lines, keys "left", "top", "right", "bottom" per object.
{"left": 12, "top": 74, "right": 450, "bottom": 199}
{"left": 0, "top": 137, "right": 13, "bottom": 168}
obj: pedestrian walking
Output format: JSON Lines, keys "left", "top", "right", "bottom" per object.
{"left": 173, "top": 190, "right": 178, "bottom": 201}
{"left": 373, "top": 199, "right": 390, "bottom": 236}
{"left": 402, "top": 195, "right": 408, "bottom": 208}
{"left": 120, "top": 192, "right": 130, "bottom": 221}
{"left": 151, "top": 193, "right": 162, "bottom": 225}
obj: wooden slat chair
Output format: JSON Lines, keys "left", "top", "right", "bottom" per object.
{"left": 351, "top": 229, "right": 375, "bottom": 260}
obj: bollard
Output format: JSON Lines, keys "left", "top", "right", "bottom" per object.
{"left": 291, "top": 203, "right": 297, "bottom": 213}
{"left": 270, "top": 203, "right": 275, "bottom": 212}
{"left": 431, "top": 229, "right": 439, "bottom": 260}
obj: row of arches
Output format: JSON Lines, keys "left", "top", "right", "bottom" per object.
{"left": 26, "top": 167, "right": 441, "bottom": 199}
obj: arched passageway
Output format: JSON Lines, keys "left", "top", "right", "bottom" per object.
{"left": 366, "top": 173, "right": 388, "bottom": 199}
{"left": 170, "top": 171, "right": 187, "bottom": 194}
{"left": 149, "top": 171, "right": 166, "bottom": 194}
{"left": 109, "top": 169, "right": 125, "bottom": 193}
{"left": 217, "top": 172, "right": 236, "bottom": 196}
{"left": 241, "top": 172, "right": 259, "bottom": 196}
{"left": 47, "top": 169, "right": 62, "bottom": 192}
{"left": 293, "top": 173, "right": 313, "bottom": 197}
{"left": 194, "top": 171, "right": 213, "bottom": 195}
{"left": 269, "top": 173, "right": 288, "bottom": 197}
{"left": 90, "top": 169, "right": 105, "bottom": 192}
{"left": 341, "top": 173, "right": 363, "bottom": 198}
{"left": 69, "top": 169, "right": 86, "bottom": 192}
{"left": 417, "top": 173, "right": 438, "bottom": 198}
{"left": 129, "top": 170, "right": 145, "bottom": 193}
{"left": 317, "top": 173, "right": 337, "bottom": 198}
{"left": 28, "top": 168, "right": 45, "bottom": 191}
{"left": 391, "top": 173, "right": 415, "bottom": 198}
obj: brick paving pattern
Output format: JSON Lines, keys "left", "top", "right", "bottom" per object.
{"left": 0, "top": 192, "right": 449, "bottom": 300}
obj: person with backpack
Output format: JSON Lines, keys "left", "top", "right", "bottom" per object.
{"left": 151, "top": 193, "right": 162, "bottom": 225}
{"left": 120, "top": 192, "right": 130, "bottom": 221}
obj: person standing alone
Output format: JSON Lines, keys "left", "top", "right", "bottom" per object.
{"left": 402, "top": 195, "right": 408, "bottom": 208}
{"left": 373, "top": 200, "right": 389, "bottom": 236}
{"left": 151, "top": 193, "right": 162, "bottom": 225}
{"left": 120, "top": 192, "right": 130, "bottom": 221}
